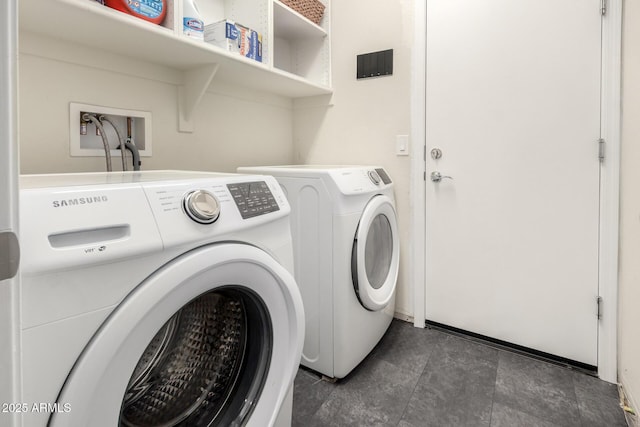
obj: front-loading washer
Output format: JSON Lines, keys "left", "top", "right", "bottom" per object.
{"left": 18, "top": 170, "right": 304, "bottom": 427}
{"left": 237, "top": 165, "right": 399, "bottom": 379}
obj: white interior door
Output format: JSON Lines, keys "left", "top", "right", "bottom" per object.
{"left": 425, "top": 0, "right": 602, "bottom": 366}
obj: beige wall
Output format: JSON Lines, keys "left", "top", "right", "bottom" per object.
{"left": 18, "top": 34, "right": 294, "bottom": 175}
{"left": 619, "top": 0, "right": 640, "bottom": 418}
{"left": 293, "top": 0, "right": 414, "bottom": 317}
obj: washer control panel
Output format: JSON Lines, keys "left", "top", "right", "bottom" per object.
{"left": 141, "top": 175, "right": 288, "bottom": 249}
{"left": 227, "top": 181, "right": 280, "bottom": 219}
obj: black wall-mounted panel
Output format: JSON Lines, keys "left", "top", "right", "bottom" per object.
{"left": 357, "top": 49, "right": 393, "bottom": 79}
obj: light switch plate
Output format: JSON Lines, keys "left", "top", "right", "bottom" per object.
{"left": 396, "top": 135, "right": 409, "bottom": 156}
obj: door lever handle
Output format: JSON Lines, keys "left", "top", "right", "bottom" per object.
{"left": 430, "top": 171, "right": 453, "bottom": 183}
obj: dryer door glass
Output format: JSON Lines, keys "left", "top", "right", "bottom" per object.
{"left": 364, "top": 214, "right": 393, "bottom": 289}
{"left": 119, "top": 287, "right": 271, "bottom": 427}
{"left": 352, "top": 195, "right": 400, "bottom": 312}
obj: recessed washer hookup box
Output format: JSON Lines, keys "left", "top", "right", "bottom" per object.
{"left": 204, "top": 19, "right": 263, "bottom": 63}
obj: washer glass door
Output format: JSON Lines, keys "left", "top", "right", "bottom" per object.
{"left": 49, "top": 243, "right": 303, "bottom": 427}
{"left": 120, "top": 287, "right": 270, "bottom": 427}
{"left": 351, "top": 195, "right": 399, "bottom": 311}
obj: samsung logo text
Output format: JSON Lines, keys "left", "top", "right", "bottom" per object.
{"left": 52, "top": 196, "right": 108, "bottom": 208}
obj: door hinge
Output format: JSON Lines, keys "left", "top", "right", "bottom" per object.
{"left": 601, "top": 0, "right": 607, "bottom": 15}
{"left": 423, "top": 171, "right": 426, "bottom": 181}
{"left": 598, "top": 138, "right": 605, "bottom": 162}
{"left": 0, "top": 231, "right": 20, "bottom": 281}
{"left": 597, "top": 296, "right": 603, "bottom": 319}
{"left": 423, "top": 145, "right": 426, "bottom": 161}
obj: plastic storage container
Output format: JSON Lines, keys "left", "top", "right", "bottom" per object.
{"left": 183, "top": 0, "right": 204, "bottom": 40}
{"left": 104, "top": 0, "right": 167, "bottom": 25}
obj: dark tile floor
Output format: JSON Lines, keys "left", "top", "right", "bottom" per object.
{"left": 292, "top": 319, "right": 627, "bottom": 427}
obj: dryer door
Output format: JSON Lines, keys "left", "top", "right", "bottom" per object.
{"left": 351, "top": 195, "right": 400, "bottom": 311}
{"left": 49, "top": 243, "right": 303, "bottom": 427}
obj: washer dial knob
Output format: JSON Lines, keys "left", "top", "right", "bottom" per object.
{"left": 183, "top": 190, "right": 220, "bottom": 224}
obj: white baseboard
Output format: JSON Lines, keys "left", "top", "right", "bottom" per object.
{"left": 393, "top": 312, "right": 414, "bottom": 323}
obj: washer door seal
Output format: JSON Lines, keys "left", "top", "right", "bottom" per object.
{"left": 49, "top": 243, "right": 303, "bottom": 427}
{"left": 351, "top": 195, "right": 400, "bottom": 311}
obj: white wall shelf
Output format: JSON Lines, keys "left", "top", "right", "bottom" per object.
{"left": 273, "top": 0, "right": 327, "bottom": 39}
{"left": 19, "top": 0, "right": 332, "bottom": 104}
{"left": 272, "top": 0, "right": 331, "bottom": 86}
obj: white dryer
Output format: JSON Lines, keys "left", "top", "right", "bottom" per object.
{"left": 18, "top": 170, "right": 304, "bottom": 427}
{"left": 237, "top": 165, "right": 399, "bottom": 379}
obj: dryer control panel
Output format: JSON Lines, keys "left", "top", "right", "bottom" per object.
{"left": 329, "top": 167, "right": 394, "bottom": 195}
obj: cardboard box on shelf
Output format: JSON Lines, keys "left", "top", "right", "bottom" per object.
{"left": 204, "top": 20, "right": 262, "bottom": 63}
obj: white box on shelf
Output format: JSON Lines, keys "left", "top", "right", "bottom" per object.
{"left": 204, "top": 20, "right": 262, "bottom": 63}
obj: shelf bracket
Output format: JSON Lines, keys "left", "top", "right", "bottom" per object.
{"left": 178, "top": 64, "right": 219, "bottom": 133}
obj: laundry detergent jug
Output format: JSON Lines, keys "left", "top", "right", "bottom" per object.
{"left": 104, "top": 0, "right": 167, "bottom": 25}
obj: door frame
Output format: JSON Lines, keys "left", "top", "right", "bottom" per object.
{"left": 0, "top": 0, "right": 21, "bottom": 421}
{"left": 409, "top": 0, "right": 622, "bottom": 383}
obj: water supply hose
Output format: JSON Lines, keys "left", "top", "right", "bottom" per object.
{"left": 125, "top": 117, "right": 141, "bottom": 171}
{"left": 124, "top": 140, "right": 141, "bottom": 171}
{"left": 99, "top": 116, "right": 126, "bottom": 171}
{"left": 82, "top": 113, "right": 112, "bottom": 172}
